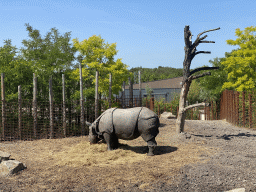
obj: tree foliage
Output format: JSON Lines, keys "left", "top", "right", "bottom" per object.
{"left": 72, "top": 35, "right": 131, "bottom": 99}
{"left": 221, "top": 26, "right": 256, "bottom": 92}
{"left": 195, "top": 57, "right": 229, "bottom": 101}
{"left": 20, "top": 23, "right": 77, "bottom": 102}
{"left": 0, "top": 39, "right": 34, "bottom": 101}
{"left": 129, "top": 66, "right": 183, "bottom": 84}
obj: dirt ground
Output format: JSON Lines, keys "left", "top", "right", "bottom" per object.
{"left": 0, "top": 118, "right": 256, "bottom": 191}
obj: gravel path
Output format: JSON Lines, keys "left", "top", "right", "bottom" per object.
{"left": 160, "top": 119, "right": 256, "bottom": 192}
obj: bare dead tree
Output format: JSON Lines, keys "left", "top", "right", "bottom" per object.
{"left": 176, "top": 25, "right": 220, "bottom": 134}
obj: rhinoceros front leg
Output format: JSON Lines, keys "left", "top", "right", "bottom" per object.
{"left": 147, "top": 138, "right": 157, "bottom": 156}
{"left": 103, "top": 133, "right": 119, "bottom": 151}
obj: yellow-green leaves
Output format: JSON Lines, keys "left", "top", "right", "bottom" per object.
{"left": 222, "top": 26, "right": 256, "bottom": 92}
{"left": 72, "top": 35, "right": 131, "bottom": 97}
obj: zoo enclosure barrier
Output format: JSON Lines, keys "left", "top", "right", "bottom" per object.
{"left": 0, "top": 96, "right": 154, "bottom": 142}
{"left": 219, "top": 89, "right": 256, "bottom": 129}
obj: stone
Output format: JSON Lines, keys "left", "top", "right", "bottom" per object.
{"left": 225, "top": 188, "right": 245, "bottom": 192}
{"left": 160, "top": 111, "right": 176, "bottom": 119}
{"left": 0, "top": 151, "right": 27, "bottom": 176}
{"left": 0, "top": 160, "right": 26, "bottom": 176}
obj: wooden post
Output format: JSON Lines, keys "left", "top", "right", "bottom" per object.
{"left": 204, "top": 104, "right": 206, "bottom": 120}
{"left": 95, "top": 71, "right": 99, "bottom": 119}
{"left": 211, "top": 101, "right": 214, "bottom": 120}
{"left": 49, "top": 77, "right": 53, "bottom": 139}
{"left": 62, "top": 74, "right": 66, "bottom": 137}
{"left": 33, "top": 73, "right": 37, "bottom": 139}
{"left": 79, "top": 65, "right": 85, "bottom": 135}
{"left": 129, "top": 77, "right": 133, "bottom": 107}
{"left": 242, "top": 92, "right": 245, "bottom": 127}
{"left": 1, "top": 73, "right": 5, "bottom": 140}
{"left": 249, "top": 94, "right": 252, "bottom": 128}
{"left": 150, "top": 97, "right": 154, "bottom": 111}
{"left": 122, "top": 81, "right": 125, "bottom": 108}
{"left": 236, "top": 92, "right": 240, "bottom": 126}
{"left": 139, "top": 70, "right": 142, "bottom": 107}
{"left": 109, "top": 73, "right": 112, "bottom": 108}
{"left": 18, "top": 85, "right": 22, "bottom": 139}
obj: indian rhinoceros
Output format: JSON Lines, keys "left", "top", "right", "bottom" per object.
{"left": 86, "top": 107, "right": 160, "bottom": 156}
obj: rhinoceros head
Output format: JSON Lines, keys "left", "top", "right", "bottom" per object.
{"left": 86, "top": 121, "right": 100, "bottom": 144}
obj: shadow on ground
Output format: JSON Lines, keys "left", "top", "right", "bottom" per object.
{"left": 217, "top": 133, "right": 256, "bottom": 140}
{"left": 191, "top": 132, "right": 256, "bottom": 141}
{"left": 119, "top": 143, "right": 177, "bottom": 155}
{"left": 159, "top": 123, "right": 167, "bottom": 127}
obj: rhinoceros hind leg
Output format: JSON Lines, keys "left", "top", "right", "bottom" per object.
{"left": 112, "top": 134, "right": 119, "bottom": 149}
{"left": 147, "top": 138, "right": 157, "bottom": 156}
{"left": 103, "top": 133, "right": 119, "bottom": 151}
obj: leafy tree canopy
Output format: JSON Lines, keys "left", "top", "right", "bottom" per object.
{"left": 72, "top": 35, "right": 131, "bottom": 99}
{"left": 221, "top": 26, "right": 256, "bottom": 92}
{"left": 196, "top": 57, "right": 228, "bottom": 101}
{"left": 0, "top": 39, "right": 34, "bottom": 101}
{"left": 20, "top": 23, "right": 77, "bottom": 102}
{"left": 129, "top": 66, "right": 183, "bottom": 84}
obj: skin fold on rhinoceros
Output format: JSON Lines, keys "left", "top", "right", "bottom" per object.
{"left": 86, "top": 107, "right": 160, "bottom": 156}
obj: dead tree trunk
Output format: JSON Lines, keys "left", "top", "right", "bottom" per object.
{"left": 176, "top": 25, "right": 220, "bottom": 134}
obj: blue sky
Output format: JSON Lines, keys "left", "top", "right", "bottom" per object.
{"left": 0, "top": 0, "right": 255, "bottom": 70}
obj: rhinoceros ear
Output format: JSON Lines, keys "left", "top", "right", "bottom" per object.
{"left": 86, "top": 121, "right": 92, "bottom": 126}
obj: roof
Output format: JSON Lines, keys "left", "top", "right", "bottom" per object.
{"left": 125, "top": 76, "right": 183, "bottom": 89}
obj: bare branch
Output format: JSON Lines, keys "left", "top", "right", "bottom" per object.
{"left": 198, "top": 35, "right": 208, "bottom": 41}
{"left": 182, "top": 102, "right": 208, "bottom": 113}
{"left": 191, "top": 27, "right": 220, "bottom": 51}
{"left": 182, "top": 71, "right": 211, "bottom": 86}
{"left": 195, "top": 51, "right": 211, "bottom": 55}
{"left": 200, "top": 40, "right": 215, "bottom": 43}
{"left": 190, "top": 67, "right": 219, "bottom": 76}
{"left": 197, "top": 27, "right": 221, "bottom": 39}
{"left": 188, "top": 72, "right": 211, "bottom": 81}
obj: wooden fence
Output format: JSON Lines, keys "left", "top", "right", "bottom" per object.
{"left": 0, "top": 70, "right": 144, "bottom": 141}
{"left": 219, "top": 89, "right": 256, "bottom": 128}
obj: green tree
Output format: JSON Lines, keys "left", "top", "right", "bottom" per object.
{"left": 0, "top": 39, "right": 34, "bottom": 101}
{"left": 20, "top": 23, "right": 77, "bottom": 102}
{"left": 198, "top": 57, "right": 228, "bottom": 101}
{"left": 72, "top": 35, "right": 131, "bottom": 99}
{"left": 221, "top": 26, "right": 256, "bottom": 92}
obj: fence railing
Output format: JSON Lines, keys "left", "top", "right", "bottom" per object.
{"left": 220, "top": 89, "right": 256, "bottom": 128}
{"left": 0, "top": 96, "right": 150, "bottom": 142}
{"left": 2, "top": 89, "right": 254, "bottom": 142}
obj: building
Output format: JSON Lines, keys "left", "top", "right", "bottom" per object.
{"left": 115, "top": 76, "right": 183, "bottom": 103}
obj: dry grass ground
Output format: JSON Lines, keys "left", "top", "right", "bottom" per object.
{"left": 0, "top": 118, "right": 218, "bottom": 191}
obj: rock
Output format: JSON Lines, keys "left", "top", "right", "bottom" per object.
{"left": 160, "top": 111, "right": 176, "bottom": 119}
{"left": 0, "top": 151, "right": 11, "bottom": 163}
{"left": 225, "top": 188, "right": 245, "bottom": 192}
{"left": 0, "top": 151, "right": 26, "bottom": 176}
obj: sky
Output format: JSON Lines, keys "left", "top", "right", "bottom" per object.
{"left": 0, "top": 0, "right": 255, "bottom": 70}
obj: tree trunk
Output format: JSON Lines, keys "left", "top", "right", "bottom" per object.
{"left": 176, "top": 81, "right": 191, "bottom": 133}
{"left": 175, "top": 25, "right": 220, "bottom": 134}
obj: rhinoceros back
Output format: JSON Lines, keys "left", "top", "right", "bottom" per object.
{"left": 138, "top": 107, "right": 159, "bottom": 142}
{"left": 112, "top": 107, "right": 143, "bottom": 139}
